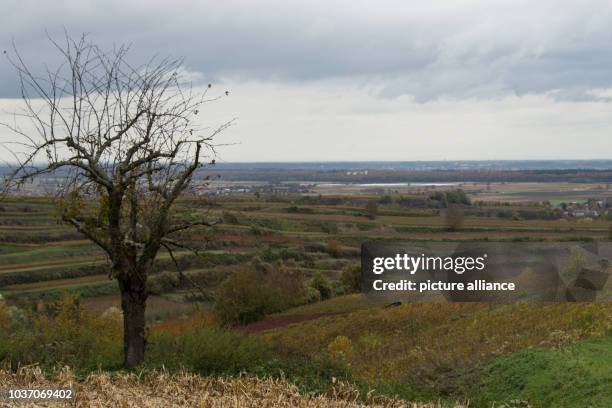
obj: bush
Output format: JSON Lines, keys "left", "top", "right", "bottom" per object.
{"left": 0, "top": 294, "right": 122, "bottom": 372}
{"left": 214, "top": 264, "right": 306, "bottom": 325}
{"left": 341, "top": 264, "right": 362, "bottom": 293}
{"left": 326, "top": 239, "right": 342, "bottom": 258}
{"left": 310, "top": 272, "right": 333, "bottom": 300}
{"left": 327, "top": 335, "right": 353, "bottom": 364}
{"left": 305, "top": 286, "right": 322, "bottom": 303}
{"left": 214, "top": 269, "right": 277, "bottom": 325}
{"left": 222, "top": 211, "right": 240, "bottom": 225}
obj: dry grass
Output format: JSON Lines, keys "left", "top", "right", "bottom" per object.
{"left": 0, "top": 367, "right": 465, "bottom": 408}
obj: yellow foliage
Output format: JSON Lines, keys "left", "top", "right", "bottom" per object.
{"left": 327, "top": 335, "right": 353, "bottom": 363}
{"left": 30, "top": 293, "right": 122, "bottom": 368}
{"left": 263, "top": 300, "right": 612, "bottom": 384}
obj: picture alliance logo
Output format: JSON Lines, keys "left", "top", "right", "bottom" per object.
{"left": 372, "top": 253, "right": 488, "bottom": 275}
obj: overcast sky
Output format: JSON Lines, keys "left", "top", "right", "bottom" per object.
{"left": 2, "top": 0, "right": 612, "bottom": 162}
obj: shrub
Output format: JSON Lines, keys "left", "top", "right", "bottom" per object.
{"left": 305, "top": 286, "right": 322, "bottom": 303}
{"left": 222, "top": 211, "right": 240, "bottom": 225}
{"left": 332, "top": 281, "right": 346, "bottom": 297}
{"left": 214, "top": 269, "right": 277, "bottom": 325}
{"left": 214, "top": 264, "right": 306, "bottom": 325}
{"left": 4, "top": 305, "right": 27, "bottom": 329}
{"left": 341, "top": 264, "right": 362, "bottom": 293}
{"left": 274, "top": 267, "right": 307, "bottom": 305}
{"left": 310, "top": 272, "right": 333, "bottom": 300}
{"left": 327, "top": 335, "right": 353, "bottom": 364}
{"left": 326, "top": 239, "right": 342, "bottom": 258}
{"left": 0, "top": 293, "right": 122, "bottom": 372}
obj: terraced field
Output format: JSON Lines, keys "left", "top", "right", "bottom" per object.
{"left": 1, "top": 185, "right": 610, "bottom": 316}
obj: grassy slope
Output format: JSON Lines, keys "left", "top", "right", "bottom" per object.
{"left": 468, "top": 336, "right": 612, "bottom": 407}
{"left": 261, "top": 296, "right": 612, "bottom": 405}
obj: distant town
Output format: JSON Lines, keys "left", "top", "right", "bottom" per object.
{"left": 3, "top": 162, "right": 612, "bottom": 221}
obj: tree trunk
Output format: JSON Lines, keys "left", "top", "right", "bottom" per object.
{"left": 120, "top": 283, "right": 147, "bottom": 368}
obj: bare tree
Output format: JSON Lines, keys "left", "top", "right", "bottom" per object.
{"left": 1, "top": 34, "right": 232, "bottom": 367}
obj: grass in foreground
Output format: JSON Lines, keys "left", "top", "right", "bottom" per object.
{"left": 0, "top": 367, "right": 464, "bottom": 408}
{"left": 466, "top": 335, "right": 612, "bottom": 408}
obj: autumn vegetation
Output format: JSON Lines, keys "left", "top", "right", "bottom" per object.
{"left": 1, "top": 181, "right": 612, "bottom": 406}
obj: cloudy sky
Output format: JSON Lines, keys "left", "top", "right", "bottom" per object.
{"left": 2, "top": 0, "right": 612, "bottom": 162}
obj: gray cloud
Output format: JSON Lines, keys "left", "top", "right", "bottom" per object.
{"left": 2, "top": 0, "right": 612, "bottom": 101}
